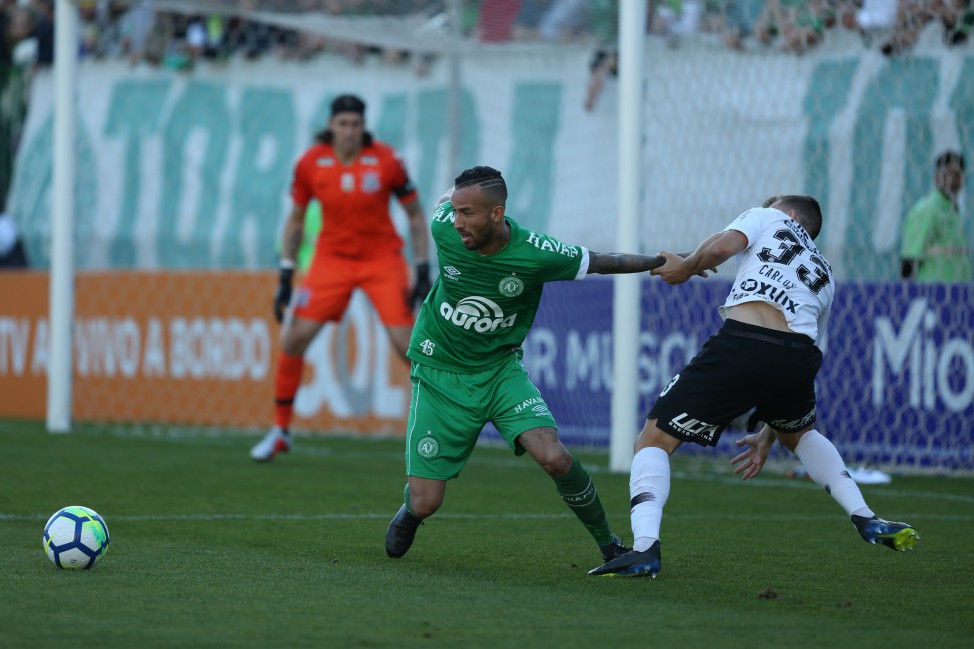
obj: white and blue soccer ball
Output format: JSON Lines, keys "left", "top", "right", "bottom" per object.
{"left": 43, "top": 506, "right": 110, "bottom": 569}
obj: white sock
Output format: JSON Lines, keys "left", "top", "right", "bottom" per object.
{"left": 794, "top": 430, "right": 874, "bottom": 518}
{"left": 629, "top": 447, "right": 670, "bottom": 552}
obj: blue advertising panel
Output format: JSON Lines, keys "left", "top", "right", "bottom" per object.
{"left": 487, "top": 277, "right": 973, "bottom": 473}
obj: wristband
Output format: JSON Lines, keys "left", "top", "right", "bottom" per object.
{"left": 279, "top": 259, "right": 295, "bottom": 270}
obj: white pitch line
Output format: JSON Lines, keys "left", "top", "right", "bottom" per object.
{"left": 3, "top": 511, "right": 972, "bottom": 523}
{"left": 42, "top": 425, "right": 974, "bottom": 505}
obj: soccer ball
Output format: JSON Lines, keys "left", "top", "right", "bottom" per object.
{"left": 42, "top": 506, "right": 110, "bottom": 570}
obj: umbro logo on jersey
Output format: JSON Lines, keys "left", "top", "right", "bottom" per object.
{"left": 513, "top": 397, "right": 546, "bottom": 414}
{"left": 443, "top": 266, "right": 461, "bottom": 281}
{"left": 439, "top": 297, "right": 517, "bottom": 333}
{"left": 316, "top": 157, "right": 335, "bottom": 166}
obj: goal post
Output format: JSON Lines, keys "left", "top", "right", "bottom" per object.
{"left": 610, "top": 0, "right": 648, "bottom": 473}
{"left": 47, "top": 0, "right": 78, "bottom": 433}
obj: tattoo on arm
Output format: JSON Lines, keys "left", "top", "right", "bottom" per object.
{"left": 588, "top": 252, "right": 665, "bottom": 274}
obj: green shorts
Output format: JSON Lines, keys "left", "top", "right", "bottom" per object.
{"left": 405, "top": 351, "right": 557, "bottom": 480}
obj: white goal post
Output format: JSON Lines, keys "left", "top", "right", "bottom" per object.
{"left": 48, "top": 0, "right": 78, "bottom": 433}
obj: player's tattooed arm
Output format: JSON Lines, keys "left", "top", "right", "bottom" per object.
{"left": 588, "top": 251, "right": 687, "bottom": 275}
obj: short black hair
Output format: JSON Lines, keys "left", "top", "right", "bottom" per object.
{"left": 935, "top": 150, "right": 965, "bottom": 171}
{"left": 314, "top": 94, "right": 371, "bottom": 146}
{"left": 330, "top": 94, "right": 366, "bottom": 117}
{"left": 454, "top": 166, "right": 508, "bottom": 205}
{"left": 773, "top": 194, "right": 823, "bottom": 239}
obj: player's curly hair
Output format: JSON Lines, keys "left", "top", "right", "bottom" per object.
{"left": 454, "top": 166, "right": 508, "bottom": 205}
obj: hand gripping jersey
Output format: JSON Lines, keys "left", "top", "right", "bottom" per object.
{"left": 290, "top": 141, "right": 418, "bottom": 261}
{"left": 408, "top": 201, "right": 589, "bottom": 372}
{"left": 718, "top": 207, "right": 835, "bottom": 347}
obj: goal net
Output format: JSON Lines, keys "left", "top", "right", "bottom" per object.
{"left": 2, "top": 0, "right": 972, "bottom": 474}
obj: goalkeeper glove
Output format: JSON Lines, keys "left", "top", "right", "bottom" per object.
{"left": 412, "top": 262, "right": 432, "bottom": 308}
{"left": 273, "top": 261, "right": 294, "bottom": 323}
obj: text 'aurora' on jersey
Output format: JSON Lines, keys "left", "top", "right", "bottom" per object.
{"left": 439, "top": 296, "right": 518, "bottom": 332}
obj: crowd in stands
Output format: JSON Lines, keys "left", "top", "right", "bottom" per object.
{"left": 1, "top": 1, "right": 969, "bottom": 73}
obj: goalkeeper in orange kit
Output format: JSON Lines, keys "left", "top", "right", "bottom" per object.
{"left": 251, "top": 94, "right": 431, "bottom": 462}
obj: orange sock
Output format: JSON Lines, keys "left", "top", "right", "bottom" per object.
{"left": 274, "top": 353, "right": 304, "bottom": 429}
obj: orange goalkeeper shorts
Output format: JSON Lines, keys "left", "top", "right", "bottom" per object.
{"left": 292, "top": 254, "right": 414, "bottom": 327}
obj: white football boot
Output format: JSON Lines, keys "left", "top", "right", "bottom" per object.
{"left": 250, "top": 427, "right": 291, "bottom": 462}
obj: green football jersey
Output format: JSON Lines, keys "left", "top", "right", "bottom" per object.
{"left": 407, "top": 201, "right": 588, "bottom": 372}
{"left": 900, "top": 189, "right": 972, "bottom": 282}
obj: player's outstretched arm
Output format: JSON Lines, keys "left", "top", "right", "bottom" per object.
{"left": 587, "top": 251, "right": 666, "bottom": 275}
{"left": 653, "top": 230, "right": 745, "bottom": 285}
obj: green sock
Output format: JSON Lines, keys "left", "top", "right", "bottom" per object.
{"left": 553, "top": 455, "right": 614, "bottom": 546}
{"left": 402, "top": 483, "right": 414, "bottom": 515}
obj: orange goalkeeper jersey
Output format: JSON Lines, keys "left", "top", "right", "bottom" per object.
{"left": 290, "top": 140, "right": 418, "bottom": 261}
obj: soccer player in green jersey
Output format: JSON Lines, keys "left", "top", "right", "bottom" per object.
{"left": 385, "top": 165, "right": 681, "bottom": 563}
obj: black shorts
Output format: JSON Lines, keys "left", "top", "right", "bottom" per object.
{"left": 647, "top": 319, "right": 823, "bottom": 447}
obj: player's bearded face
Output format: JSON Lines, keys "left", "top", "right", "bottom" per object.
{"left": 451, "top": 186, "right": 501, "bottom": 251}
{"left": 457, "top": 215, "right": 497, "bottom": 251}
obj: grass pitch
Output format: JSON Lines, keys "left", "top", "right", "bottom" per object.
{"left": 1, "top": 419, "right": 972, "bottom": 649}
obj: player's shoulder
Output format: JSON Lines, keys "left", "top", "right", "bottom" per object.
{"left": 296, "top": 142, "right": 333, "bottom": 166}
{"left": 431, "top": 200, "right": 454, "bottom": 223}
{"left": 366, "top": 140, "right": 405, "bottom": 162}
{"left": 511, "top": 219, "right": 582, "bottom": 259}
{"left": 734, "top": 206, "right": 781, "bottom": 225}
{"left": 910, "top": 189, "right": 944, "bottom": 214}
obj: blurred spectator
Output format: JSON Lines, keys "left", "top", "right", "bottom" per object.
{"left": 839, "top": 0, "right": 898, "bottom": 35}
{"left": 753, "top": 0, "right": 833, "bottom": 53}
{"left": 0, "top": 209, "right": 28, "bottom": 269}
{"left": 722, "top": 0, "right": 767, "bottom": 49}
{"left": 584, "top": 48, "right": 616, "bottom": 111}
{"left": 478, "top": 0, "right": 521, "bottom": 41}
{"left": 0, "top": 2, "right": 33, "bottom": 227}
{"left": 512, "top": 0, "right": 552, "bottom": 40}
{"left": 651, "top": 0, "right": 704, "bottom": 43}
{"left": 118, "top": 0, "right": 156, "bottom": 64}
{"left": 538, "top": 0, "right": 591, "bottom": 41}
{"left": 27, "top": 0, "right": 53, "bottom": 66}
{"left": 880, "top": 0, "right": 973, "bottom": 55}
{"left": 900, "top": 150, "right": 970, "bottom": 282}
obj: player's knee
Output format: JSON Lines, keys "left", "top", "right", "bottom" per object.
{"left": 407, "top": 483, "right": 444, "bottom": 519}
{"left": 410, "top": 500, "right": 440, "bottom": 519}
{"left": 281, "top": 331, "right": 312, "bottom": 356}
{"left": 408, "top": 493, "right": 442, "bottom": 519}
{"left": 537, "top": 445, "right": 573, "bottom": 477}
{"left": 635, "top": 419, "right": 677, "bottom": 454}
{"left": 773, "top": 424, "right": 814, "bottom": 453}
